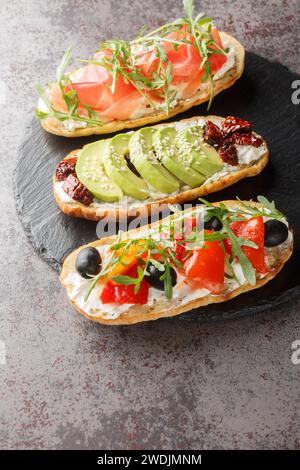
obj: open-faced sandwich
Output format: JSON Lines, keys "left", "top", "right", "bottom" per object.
{"left": 60, "top": 197, "right": 293, "bottom": 325}
{"left": 54, "top": 115, "right": 269, "bottom": 220}
{"left": 36, "top": 0, "right": 245, "bottom": 137}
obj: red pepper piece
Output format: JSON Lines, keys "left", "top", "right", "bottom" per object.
{"left": 227, "top": 216, "right": 268, "bottom": 275}
{"left": 100, "top": 265, "right": 149, "bottom": 304}
{"left": 184, "top": 230, "right": 225, "bottom": 294}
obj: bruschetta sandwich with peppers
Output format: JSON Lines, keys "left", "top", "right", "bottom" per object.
{"left": 60, "top": 197, "right": 293, "bottom": 325}
{"left": 53, "top": 115, "right": 269, "bottom": 220}
{"left": 35, "top": 0, "right": 245, "bottom": 137}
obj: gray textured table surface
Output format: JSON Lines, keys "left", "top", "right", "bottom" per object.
{"left": 1, "top": 0, "right": 300, "bottom": 450}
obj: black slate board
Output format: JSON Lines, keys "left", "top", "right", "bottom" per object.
{"left": 14, "top": 52, "right": 300, "bottom": 321}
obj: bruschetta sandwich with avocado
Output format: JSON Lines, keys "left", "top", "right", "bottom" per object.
{"left": 60, "top": 197, "right": 293, "bottom": 325}
{"left": 53, "top": 115, "right": 269, "bottom": 220}
{"left": 35, "top": 0, "right": 245, "bottom": 137}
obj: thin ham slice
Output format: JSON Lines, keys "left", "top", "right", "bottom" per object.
{"left": 50, "top": 26, "right": 228, "bottom": 121}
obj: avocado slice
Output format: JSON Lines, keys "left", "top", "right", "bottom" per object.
{"left": 200, "top": 140, "right": 225, "bottom": 171}
{"left": 176, "top": 126, "right": 224, "bottom": 178}
{"left": 129, "top": 127, "right": 180, "bottom": 194}
{"left": 153, "top": 127, "right": 206, "bottom": 188}
{"left": 76, "top": 141, "right": 123, "bottom": 202}
{"left": 102, "top": 134, "right": 149, "bottom": 200}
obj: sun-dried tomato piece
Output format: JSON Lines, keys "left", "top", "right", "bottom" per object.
{"left": 222, "top": 116, "right": 252, "bottom": 135}
{"left": 55, "top": 157, "right": 78, "bottom": 182}
{"left": 62, "top": 174, "right": 93, "bottom": 206}
{"left": 203, "top": 120, "right": 224, "bottom": 147}
{"left": 231, "top": 131, "right": 263, "bottom": 148}
{"left": 218, "top": 142, "right": 238, "bottom": 166}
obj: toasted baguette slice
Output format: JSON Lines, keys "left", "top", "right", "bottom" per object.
{"left": 53, "top": 115, "right": 269, "bottom": 221}
{"left": 42, "top": 32, "right": 244, "bottom": 138}
{"left": 60, "top": 201, "right": 293, "bottom": 325}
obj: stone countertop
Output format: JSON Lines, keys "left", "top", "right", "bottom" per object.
{"left": 0, "top": 0, "right": 300, "bottom": 450}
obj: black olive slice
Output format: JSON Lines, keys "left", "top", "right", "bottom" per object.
{"left": 264, "top": 220, "right": 289, "bottom": 247}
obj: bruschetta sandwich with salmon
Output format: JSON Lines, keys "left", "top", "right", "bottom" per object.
{"left": 53, "top": 115, "right": 269, "bottom": 220}
{"left": 36, "top": 0, "right": 245, "bottom": 137}
{"left": 60, "top": 197, "right": 293, "bottom": 325}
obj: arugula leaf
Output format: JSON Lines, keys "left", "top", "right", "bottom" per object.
{"left": 160, "top": 261, "right": 173, "bottom": 299}
{"left": 35, "top": 83, "right": 52, "bottom": 111}
{"left": 56, "top": 46, "right": 73, "bottom": 82}
{"left": 111, "top": 275, "right": 136, "bottom": 285}
{"left": 84, "top": 272, "right": 102, "bottom": 302}
{"left": 240, "top": 239, "right": 258, "bottom": 249}
{"left": 197, "top": 17, "right": 212, "bottom": 25}
{"left": 150, "top": 259, "right": 165, "bottom": 271}
{"left": 257, "top": 196, "right": 284, "bottom": 219}
{"left": 236, "top": 196, "right": 284, "bottom": 221}
{"left": 183, "top": 0, "right": 194, "bottom": 20}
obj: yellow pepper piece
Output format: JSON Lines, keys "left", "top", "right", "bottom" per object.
{"left": 105, "top": 239, "right": 147, "bottom": 280}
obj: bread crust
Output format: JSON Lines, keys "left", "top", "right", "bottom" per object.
{"left": 41, "top": 32, "right": 245, "bottom": 137}
{"left": 60, "top": 201, "right": 293, "bottom": 325}
{"left": 53, "top": 115, "right": 269, "bottom": 221}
